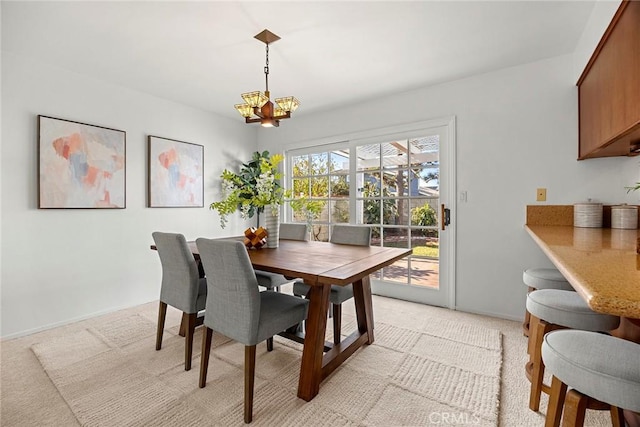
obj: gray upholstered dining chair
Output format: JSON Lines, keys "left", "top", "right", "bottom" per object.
{"left": 293, "top": 224, "right": 371, "bottom": 344}
{"left": 255, "top": 222, "right": 308, "bottom": 351}
{"left": 152, "top": 232, "right": 207, "bottom": 371}
{"left": 196, "top": 238, "right": 309, "bottom": 424}
{"left": 254, "top": 223, "right": 308, "bottom": 292}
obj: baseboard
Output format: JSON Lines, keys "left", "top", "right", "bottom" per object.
{"left": 371, "top": 292, "right": 522, "bottom": 323}
{"left": 0, "top": 300, "right": 155, "bottom": 341}
{"left": 453, "top": 305, "right": 522, "bottom": 323}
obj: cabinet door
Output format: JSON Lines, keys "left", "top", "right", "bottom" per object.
{"left": 578, "top": 0, "right": 640, "bottom": 159}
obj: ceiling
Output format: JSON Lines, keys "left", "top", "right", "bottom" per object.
{"left": 2, "top": 1, "right": 597, "bottom": 121}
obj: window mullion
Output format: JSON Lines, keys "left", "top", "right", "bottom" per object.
{"left": 348, "top": 146, "right": 357, "bottom": 225}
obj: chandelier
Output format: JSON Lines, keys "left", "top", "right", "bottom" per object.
{"left": 234, "top": 29, "right": 300, "bottom": 128}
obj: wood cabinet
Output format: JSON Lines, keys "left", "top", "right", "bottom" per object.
{"left": 577, "top": 0, "right": 640, "bottom": 160}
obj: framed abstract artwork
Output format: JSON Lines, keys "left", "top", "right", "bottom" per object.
{"left": 147, "top": 135, "right": 204, "bottom": 207}
{"left": 38, "top": 115, "right": 126, "bottom": 209}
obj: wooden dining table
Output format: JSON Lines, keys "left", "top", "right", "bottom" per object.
{"left": 152, "top": 238, "right": 412, "bottom": 401}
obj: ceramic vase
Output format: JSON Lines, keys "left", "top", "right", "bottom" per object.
{"left": 264, "top": 205, "right": 280, "bottom": 248}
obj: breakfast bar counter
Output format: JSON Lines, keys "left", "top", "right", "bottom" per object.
{"left": 525, "top": 225, "right": 640, "bottom": 318}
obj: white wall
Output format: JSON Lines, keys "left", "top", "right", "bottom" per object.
{"left": 258, "top": 52, "right": 638, "bottom": 321}
{"left": 1, "top": 52, "right": 258, "bottom": 337}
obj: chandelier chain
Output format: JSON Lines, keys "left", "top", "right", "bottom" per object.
{"left": 264, "top": 44, "right": 270, "bottom": 93}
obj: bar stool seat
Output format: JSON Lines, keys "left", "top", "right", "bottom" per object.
{"left": 542, "top": 330, "right": 640, "bottom": 427}
{"left": 523, "top": 268, "right": 573, "bottom": 291}
{"left": 525, "top": 289, "right": 620, "bottom": 412}
{"left": 526, "top": 289, "right": 619, "bottom": 331}
{"left": 522, "top": 268, "right": 573, "bottom": 337}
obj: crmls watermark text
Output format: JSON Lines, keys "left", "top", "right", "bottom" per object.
{"left": 429, "top": 412, "right": 481, "bottom": 425}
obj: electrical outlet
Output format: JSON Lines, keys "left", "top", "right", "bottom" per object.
{"left": 536, "top": 188, "right": 547, "bottom": 202}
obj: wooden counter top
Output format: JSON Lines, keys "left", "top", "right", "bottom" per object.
{"left": 525, "top": 225, "right": 640, "bottom": 318}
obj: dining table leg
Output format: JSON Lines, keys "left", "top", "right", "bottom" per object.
{"left": 353, "top": 275, "right": 375, "bottom": 344}
{"left": 297, "top": 281, "right": 331, "bottom": 402}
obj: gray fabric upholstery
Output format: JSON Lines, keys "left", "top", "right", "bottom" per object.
{"left": 293, "top": 281, "right": 354, "bottom": 305}
{"left": 294, "top": 225, "right": 371, "bottom": 304}
{"left": 255, "top": 291, "right": 309, "bottom": 343}
{"left": 256, "top": 271, "right": 291, "bottom": 289}
{"left": 255, "top": 223, "right": 308, "bottom": 290}
{"left": 542, "top": 330, "right": 640, "bottom": 412}
{"left": 523, "top": 268, "right": 573, "bottom": 291}
{"left": 152, "top": 232, "right": 207, "bottom": 314}
{"left": 196, "top": 238, "right": 309, "bottom": 346}
{"left": 526, "top": 289, "right": 619, "bottom": 331}
{"left": 278, "top": 223, "right": 308, "bottom": 241}
{"left": 330, "top": 224, "right": 372, "bottom": 246}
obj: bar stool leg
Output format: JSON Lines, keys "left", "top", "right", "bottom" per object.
{"left": 529, "top": 317, "right": 552, "bottom": 411}
{"left": 562, "top": 390, "right": 588, "bottom": 427}
{"left": 610, "top": 406, "right": 624, "bottom": 427}
{"left": 523, "top": 285, "right": 535, "bottom": 337}
{"left": 523, "top": 309, "right": 531, "bottom": 337}
{"left": 545, "top": 376, "right": 567, "bottom": 427}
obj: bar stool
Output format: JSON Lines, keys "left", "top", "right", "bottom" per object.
{"left": 522, "top": 268, "right": 572, "bottom": 336}
{"left": 525, "top": 289, "right": 620, "bottom": 412}
{"left": 542, "top": 330, "right": 640, "bottom": 427}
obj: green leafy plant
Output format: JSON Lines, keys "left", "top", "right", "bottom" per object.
{"left": 411, "top": 203, "right": 437, "bottom": 226}
{"left": 361, "top": 181, "right": 397, "bottom": 237}
{"left": 626, "top": 182, "right": 640, "bottom": 193}
{"left": 290, "top": 197, "right": 325, "bottom": 230}
{"left": 210, "top": 151, "right": 286, "bottom": 228}
{"left": 210, "top": 151, "right": 327, "bottom": 229}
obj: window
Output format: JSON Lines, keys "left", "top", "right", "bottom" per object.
{"left": 289, "top": 147, "right": 350, "bottom": 241}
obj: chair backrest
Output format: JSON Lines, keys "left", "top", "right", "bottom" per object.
{"left": 152, "top": 232, "right": 201, "bottom": 313}
{"left": 330, "top": 225, "right": 371, "bottom": 246}
{"left": 196, "top": 238, "right": 260, "bottom": 345}
{"left": 279, "top": 223, "right": 308, "bottom": 241}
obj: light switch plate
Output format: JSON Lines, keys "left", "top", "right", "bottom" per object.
{"left": 536, "top": 188, "right": 547, "bottom": 202}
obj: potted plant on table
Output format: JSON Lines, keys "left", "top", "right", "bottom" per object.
{"left": 210, "top": 151, "right": 285, "bottom": 229}
{"left": 209, "top": 151, "right": 323, "bottom": 242}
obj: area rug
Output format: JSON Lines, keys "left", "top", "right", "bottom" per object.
{"left": 31, "top": 311, "right": 502, "bottom": 426}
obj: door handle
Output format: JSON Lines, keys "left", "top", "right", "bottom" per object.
{"left": 441, "top": 204, "right": 451, "bottom": 231}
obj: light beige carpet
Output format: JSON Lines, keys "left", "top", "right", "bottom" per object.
{"left": 30, "top": 312, "right": 502, "bottom": 427}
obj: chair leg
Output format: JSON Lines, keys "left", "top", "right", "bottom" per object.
{"left": 179, "top": 312, "right": 188, "bottom": 337}
{"left": 332, "top": 304, "right": 342, "bottom": 345}
{"left": 156, "top": 301, "right": 167, "bottom": 351}
{"left": 244, "top": 345, "right": 257, "bottom": 424}
{"left": 266, "top": 287, "right": 275, "bottom": 352}
{"left": 529, "top": 317, "right": 551, "bottom": 411}
{"left": 545, "top": 376, "right": 568, "bottom": 427}
{"left": 184, "top": 312, "right": 197, "bottom": 371}
{"left": 562, "top": 390, "right": 587, "bottom": 427}
{"left": 199, "top": 327, "right": 213, "bottom": 388}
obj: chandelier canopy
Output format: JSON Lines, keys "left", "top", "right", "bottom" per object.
{"left": 234, "top": 29, "right": 300, "bottom": 128}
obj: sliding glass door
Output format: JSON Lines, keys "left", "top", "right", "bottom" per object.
{"left": 284, "top": 118, "right": 455, "bottom": 308}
